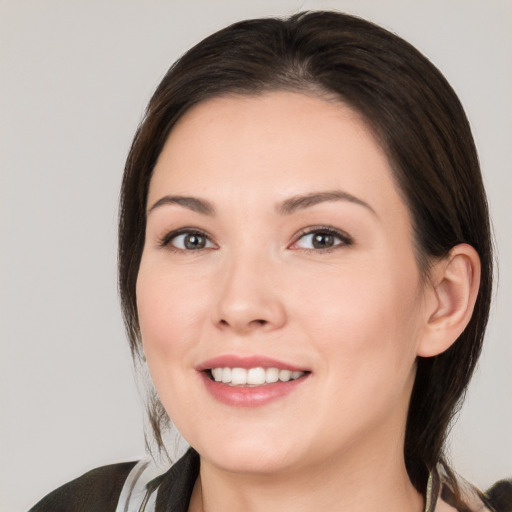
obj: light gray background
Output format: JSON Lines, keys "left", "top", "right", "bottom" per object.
{"left": 1, "top": 1, "right": 510, "bottom": 510}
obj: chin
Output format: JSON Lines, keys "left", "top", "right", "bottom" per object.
{"left": 189, "top": 431, "right": 304, "bottom": 475}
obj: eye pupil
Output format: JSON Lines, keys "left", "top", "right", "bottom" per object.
{"left": 312, "top": 233, "right": 334, "bottom": 248}
{"left": 184, "top": 234, "right": 205, "bottom": 249}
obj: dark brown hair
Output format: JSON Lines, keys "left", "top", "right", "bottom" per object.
{"left": 118, "top": 11, "right": 493, "bottom": 502}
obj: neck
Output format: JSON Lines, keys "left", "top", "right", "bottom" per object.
{"left": 188, "top": 438, "right": 424, "bottom": 512}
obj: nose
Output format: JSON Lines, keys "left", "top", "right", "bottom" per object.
{"left": 212, "top": 253, "right": 287, "bottom": 335}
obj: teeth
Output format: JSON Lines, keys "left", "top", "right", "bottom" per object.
{"left": 211, "top": 368, "right": 223, "bottom": 381}
{"left": 279, "top": 369, "right": 292, "bottom": 381}
{"left": 210, "top": 367, "right": 306, "bottom": 386}
{"left": 266, "top": 367, "right": 279, "bottom": 383}
{"left": 247, "top": 367, "right": 266, "bottom": 385}
{"left": 221, "top": 367, "right": 231, "bottom": 383}
{"left": 231, "top": 368, "right": 247, "bottom": 385}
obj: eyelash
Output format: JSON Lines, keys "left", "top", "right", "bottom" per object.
{"left": 290, "top": 225, "right": 353, "bottom": 252}
{"left": 157, "top": 226, "right": 353, "bottom": 253}
{"left": 157, "top": 228, "right": 216, "bottom": 252}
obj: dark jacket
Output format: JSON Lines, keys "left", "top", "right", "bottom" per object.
{"left": 29, "top": 449, "right": 511, "bottom": 512}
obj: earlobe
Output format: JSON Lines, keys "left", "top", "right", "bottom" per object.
{"left": 417, "top": 244, "right": 481, "bottom": 358}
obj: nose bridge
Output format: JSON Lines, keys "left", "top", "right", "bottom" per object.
{"left": 213, "top": 241, "right": 286, "bottom": 333}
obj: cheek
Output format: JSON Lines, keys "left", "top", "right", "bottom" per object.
{"left": 293, "top": 254, "right": 424, "bottom": 377}
{"left": 136, "top": 260, "right": 209, "bottom": 362}
{"left": 135, "top": 261, "right": 212, "bottom": 428}
{"left": 311, "top": 268, "right": 422, "bottom": 429}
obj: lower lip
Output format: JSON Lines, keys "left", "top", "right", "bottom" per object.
{"left": 200, "top": 371, "right": 309, "bottom": 407}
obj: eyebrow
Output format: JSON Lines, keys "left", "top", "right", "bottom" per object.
{"left": 147, "top": 190, "right": 376, "bottom": 218}
{"left": 277, "top": 190, "right": 377, "bottom": 216}
{"left": 148, "top": 195, "right": 216, "bottom": 216}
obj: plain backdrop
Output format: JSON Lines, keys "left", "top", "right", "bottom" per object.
{"left": 0, "top": 1, "right": 510, "bottom": 510}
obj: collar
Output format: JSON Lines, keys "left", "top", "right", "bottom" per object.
{"left": 116, "top": 449, "right": 496, "bottom": 512}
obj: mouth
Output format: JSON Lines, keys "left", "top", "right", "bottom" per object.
{"left": 197, "top": 356, "right": 311, "bottom": 406}
{"left": 206, "top": 367, "right": 308, "bottom": 387}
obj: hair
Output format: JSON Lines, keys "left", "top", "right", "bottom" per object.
{"left": 118, "top": 10, "right": 493, "bottom": 505}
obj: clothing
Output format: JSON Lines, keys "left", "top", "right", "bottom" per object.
{"left": 28, "top": 461, "right": 136, "bottom": 512}
{"left": 29, "top": 449, "right": 511, "bottom": 512}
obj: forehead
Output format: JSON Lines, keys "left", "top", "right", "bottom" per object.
{"left": 149, "top": 92, "right": 406, "bottom": 218}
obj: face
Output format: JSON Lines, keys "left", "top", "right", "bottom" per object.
{"left": 137, "top": 92, "right": 432, "bottom": 476}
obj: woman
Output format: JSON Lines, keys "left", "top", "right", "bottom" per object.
{"left": 30, "top": 10, "right": 510, "bottom": 512}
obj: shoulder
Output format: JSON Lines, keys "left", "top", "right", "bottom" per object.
{"left": 436, "top": 468, "right": 512, "bottom": 512}
{"left": 481, "top": 479, "right": 512, "bottom": 512}
{"left": 29, "top": 461, "right": 138, "bottom": 512}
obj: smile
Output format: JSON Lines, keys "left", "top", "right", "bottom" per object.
{"left": 209, "top": 367, "right": 306, "bottom": 386}
{"left": 198, "top": 356, "right": 311, "bottom": 407}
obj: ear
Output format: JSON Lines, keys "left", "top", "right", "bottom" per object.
{"left": 417, "top": 243, "right": 481, "bottom": 357}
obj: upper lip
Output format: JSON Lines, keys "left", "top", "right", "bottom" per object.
{"left": 197, "top": 355, "right": 309, "bottom": 372}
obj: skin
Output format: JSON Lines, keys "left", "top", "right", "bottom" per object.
{"left": 136, "top": 92, "right": 479, "bottom": 512}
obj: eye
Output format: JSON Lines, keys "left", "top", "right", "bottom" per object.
{"left": 160, "top": 229, "right": 215, "bottom": 251}
{"left": 292, "top": 227, "right": 352, "bottom": 251}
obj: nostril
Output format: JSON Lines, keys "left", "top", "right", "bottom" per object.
{"left": 218, "top": 318, "right": 267, "bottom": 328}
